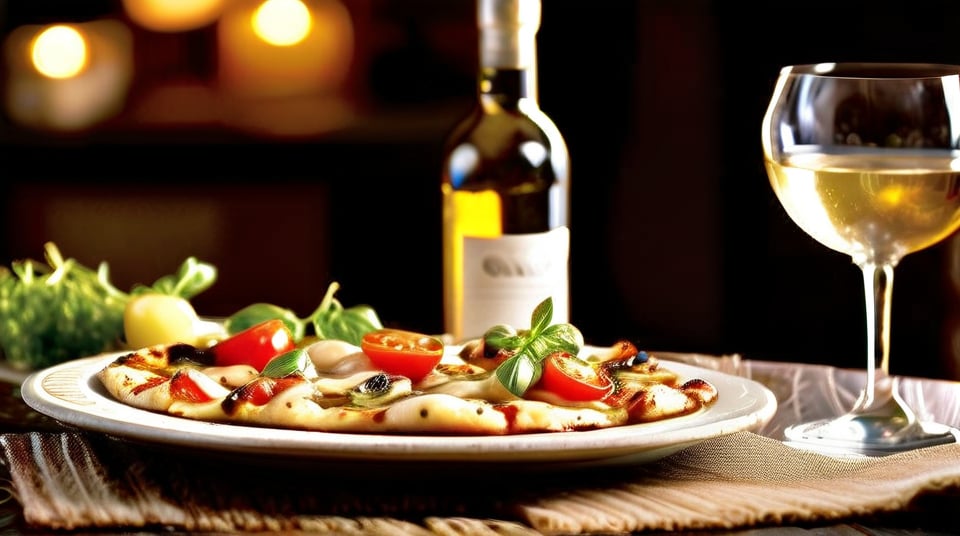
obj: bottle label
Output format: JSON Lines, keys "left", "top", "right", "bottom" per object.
{"left": 461, "top": 227, "right": 569, "bottom": 338}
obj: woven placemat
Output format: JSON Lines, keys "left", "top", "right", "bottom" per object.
{"left": 3, "top": 430, "right": 960, "bottom": 534}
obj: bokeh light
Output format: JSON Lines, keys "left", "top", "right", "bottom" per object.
{"left": 31, "top": 25, "right": 87, "bottom": 79}
{"left": 122, "top": 0, "right": 226, "bottom": 32}
{"left": 216, "top": 0, "right": 355, "bottom": 135}
{"left": 252, "top": 0, "right": 312, "bottom": 47}
{"left": 5, "top": 20, "right": 132, "bottom": 131}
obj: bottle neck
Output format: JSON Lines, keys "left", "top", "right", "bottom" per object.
{"left": 479, "top": 67, "right": 537, "bottom": 110}
{"left": 477, "top": 2, "right": 539, "bottom": 111}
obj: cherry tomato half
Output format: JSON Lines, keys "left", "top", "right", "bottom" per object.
{"left": 360, "top": 328, "right": 444, "bottom": 382}
{"left": 226, "top": 376, "right": 305, "bottom": 407}
{"left": 539, "top": 351, "right": 614, "bottom": 401}
{"left": 211, "top": 319, "right": 296, "bottom": 371}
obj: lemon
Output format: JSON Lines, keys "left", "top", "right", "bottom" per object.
{"left": 124, "top": 293, "right": 201, "bottom": 349}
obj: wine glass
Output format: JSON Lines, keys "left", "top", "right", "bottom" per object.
{"left": 762, "top": 62, "right": 960, "bottom": 456}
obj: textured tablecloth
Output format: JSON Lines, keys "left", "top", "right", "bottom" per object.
{"left": 2, "top": 353, "right": 959, "bottom": 535}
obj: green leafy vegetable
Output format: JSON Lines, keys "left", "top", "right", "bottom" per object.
{"left": 490, "top": 297, "right": 584, "bottom": 397}
{"left": 130, "top": 256, "right": 217, "bottom": 299}
{"left": 261, "top": 348, "right": 310, "bottom": 378}
{"left": 223, "top": 281, "right": 382, "bottom": 347}
{"left": 0, "top": 242, "right": 217, "bottom": 370}
{"left": 223, "top": 303, "right": 305, "bottom": 341}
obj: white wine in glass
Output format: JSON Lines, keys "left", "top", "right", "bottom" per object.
{"left": 762, "top": 62, "right": 960, "bottom": 455}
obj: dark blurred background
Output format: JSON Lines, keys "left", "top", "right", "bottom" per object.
{"left": 3, "top": 0, "right": 960, "bottom": 381}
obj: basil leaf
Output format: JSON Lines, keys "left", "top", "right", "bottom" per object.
{"left": 312, "top": 305, "right": 382, "bottom": 346}
{"left": 169, "top": 257, "right": 218, "bottom": 298}
{"left": 524, "top": 336, "right": 554, "bottom": 361}
{"left": 483, "top": 324, "right": 523, "bottom": 350}
{"left": 306, "top": 282, "right": 383, "bottom": 346}
{"left": 537, "top": 323, "right": 583, "bottom": 355}
{"left": 222, "top": 281, "right": 383, "bottom": 349}
{"left": 495, "top": 352, "right": 541, "bottom": 397}
{"left": 488, "top": 296, "right": 587, "bottom": 397}
{"left": 340, "top": 305, "right": 382, "bottom": 333}
{"left": 261, "top": 348, "right": 310, "bottom": 378}
{"left": 528, "top": 297, "right": 554, "bottom": 338}
{"left": 131, "top": 257, "right": 217, "bottom": 299}
{"left": 225, "top": 303, "right": 306, "bottom": 340}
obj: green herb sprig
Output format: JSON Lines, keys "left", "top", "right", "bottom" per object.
{"left": 0, "top": 242, "right": 217, "bottom": 370}
{"left": 488, "top": 297, "right": 584, "bottom": 397}
{"left": 260, "top": 348, "right": 311, "bottom": 378}
{"left": 223, "top": 281, "right": 382, "bottom": 347}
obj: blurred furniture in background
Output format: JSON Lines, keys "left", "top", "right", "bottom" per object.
{"left": 0, "top": 0, "right": 475, "bottom": 335}
{"left": 2, "top": 0, "right": 960, "bottom": 382}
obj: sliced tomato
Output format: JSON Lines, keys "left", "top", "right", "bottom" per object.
{"left": 169, "top": 370, "right": 214, "bottom": 403}
{"left": 539, "top": 351, "right": 614, "bottom": 401}
{"left": 360, "top": 328, "right": 444, "bottom": 382}
{"left": 224, "top": 376, "right": 306, "bottom": 409}
{"left": 211, "top": 319, "right": 296, "bottom": 371}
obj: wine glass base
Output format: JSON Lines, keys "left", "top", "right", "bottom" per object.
{"left": 784, "top": 419, "right": 959, "bottom": 457}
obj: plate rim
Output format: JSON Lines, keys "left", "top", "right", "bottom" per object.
{"left": 20, "top": 349, "right": 778, "bottom": 465}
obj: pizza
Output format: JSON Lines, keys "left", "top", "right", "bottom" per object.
{"left": 96, "top": 329, "right": 719, "bottom": 436}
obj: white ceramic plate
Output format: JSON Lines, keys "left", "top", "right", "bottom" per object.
{"left": 20, "top": 350, "right": 777, "bottom": 468}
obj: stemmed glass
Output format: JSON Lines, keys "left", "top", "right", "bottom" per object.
{"left": 762, "top": 62, "right": 960, "bottom": 456}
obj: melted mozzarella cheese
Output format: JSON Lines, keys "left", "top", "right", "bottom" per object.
{"left": 421, "top": 372, "right": 517, "bottom": 403}
{"left": 505, "top": 399, "right": 627, "bottom": 432}
{"left": 306, "top": 340, "right": 376, "bottom": 375}
{"left": 628, "top": 383, "right": 698, "bottom": 422}
{"left": 200, "top": 364, "right": 258, "bottom": 388}
{"left": 379, "top": 393, "right": 509, "bottom": 434}
{"left": 311, "top": 371, "right": 384, "bottom": 396}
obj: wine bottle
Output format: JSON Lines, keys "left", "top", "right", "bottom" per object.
{"left": 441, "top": 0, "right": 570, "bottom": 342}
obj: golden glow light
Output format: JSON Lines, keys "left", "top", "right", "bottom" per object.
{"left": 218, "top": 0, "right": 354, "bottom": 98}
{"left": 217, "top": 0, "right": 355, "bottom": 135}
{"left": 252, "top": 0, "right": 312, "bottom": 46}
{"left": 122, "top": 0, "right": 226, "bottom": 32}
{"left": 6, "top": 20, "right": 133, "bottom": 131}
{"left": 31, "top": 25, "right": 87, "bottom": 79}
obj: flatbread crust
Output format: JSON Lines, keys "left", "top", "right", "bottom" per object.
{"left": 96, "top": 340, "right": 716, "bottom": 435}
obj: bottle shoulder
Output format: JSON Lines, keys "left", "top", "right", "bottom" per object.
{"left": 441, "top": 96, "right": 570, "bottom": 192}
{"left": 443, "top": 105, "right": 568, "bottom": 156}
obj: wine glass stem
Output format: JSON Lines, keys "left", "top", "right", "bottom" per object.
{"left": 856, "top": 261, "right": 905, "bottom": 417}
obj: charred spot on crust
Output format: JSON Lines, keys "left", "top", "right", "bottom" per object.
{"left": 681, "top": 378, "right": 710, "bottom": 390}
{"left": 680, "top": 378, "right": 718, "bottom": 403}
{"left": 170, "top": 343, "right": 215, "bottom": 366}
{"left": 420, "top": 408, "right": 429, "bottom": 418}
